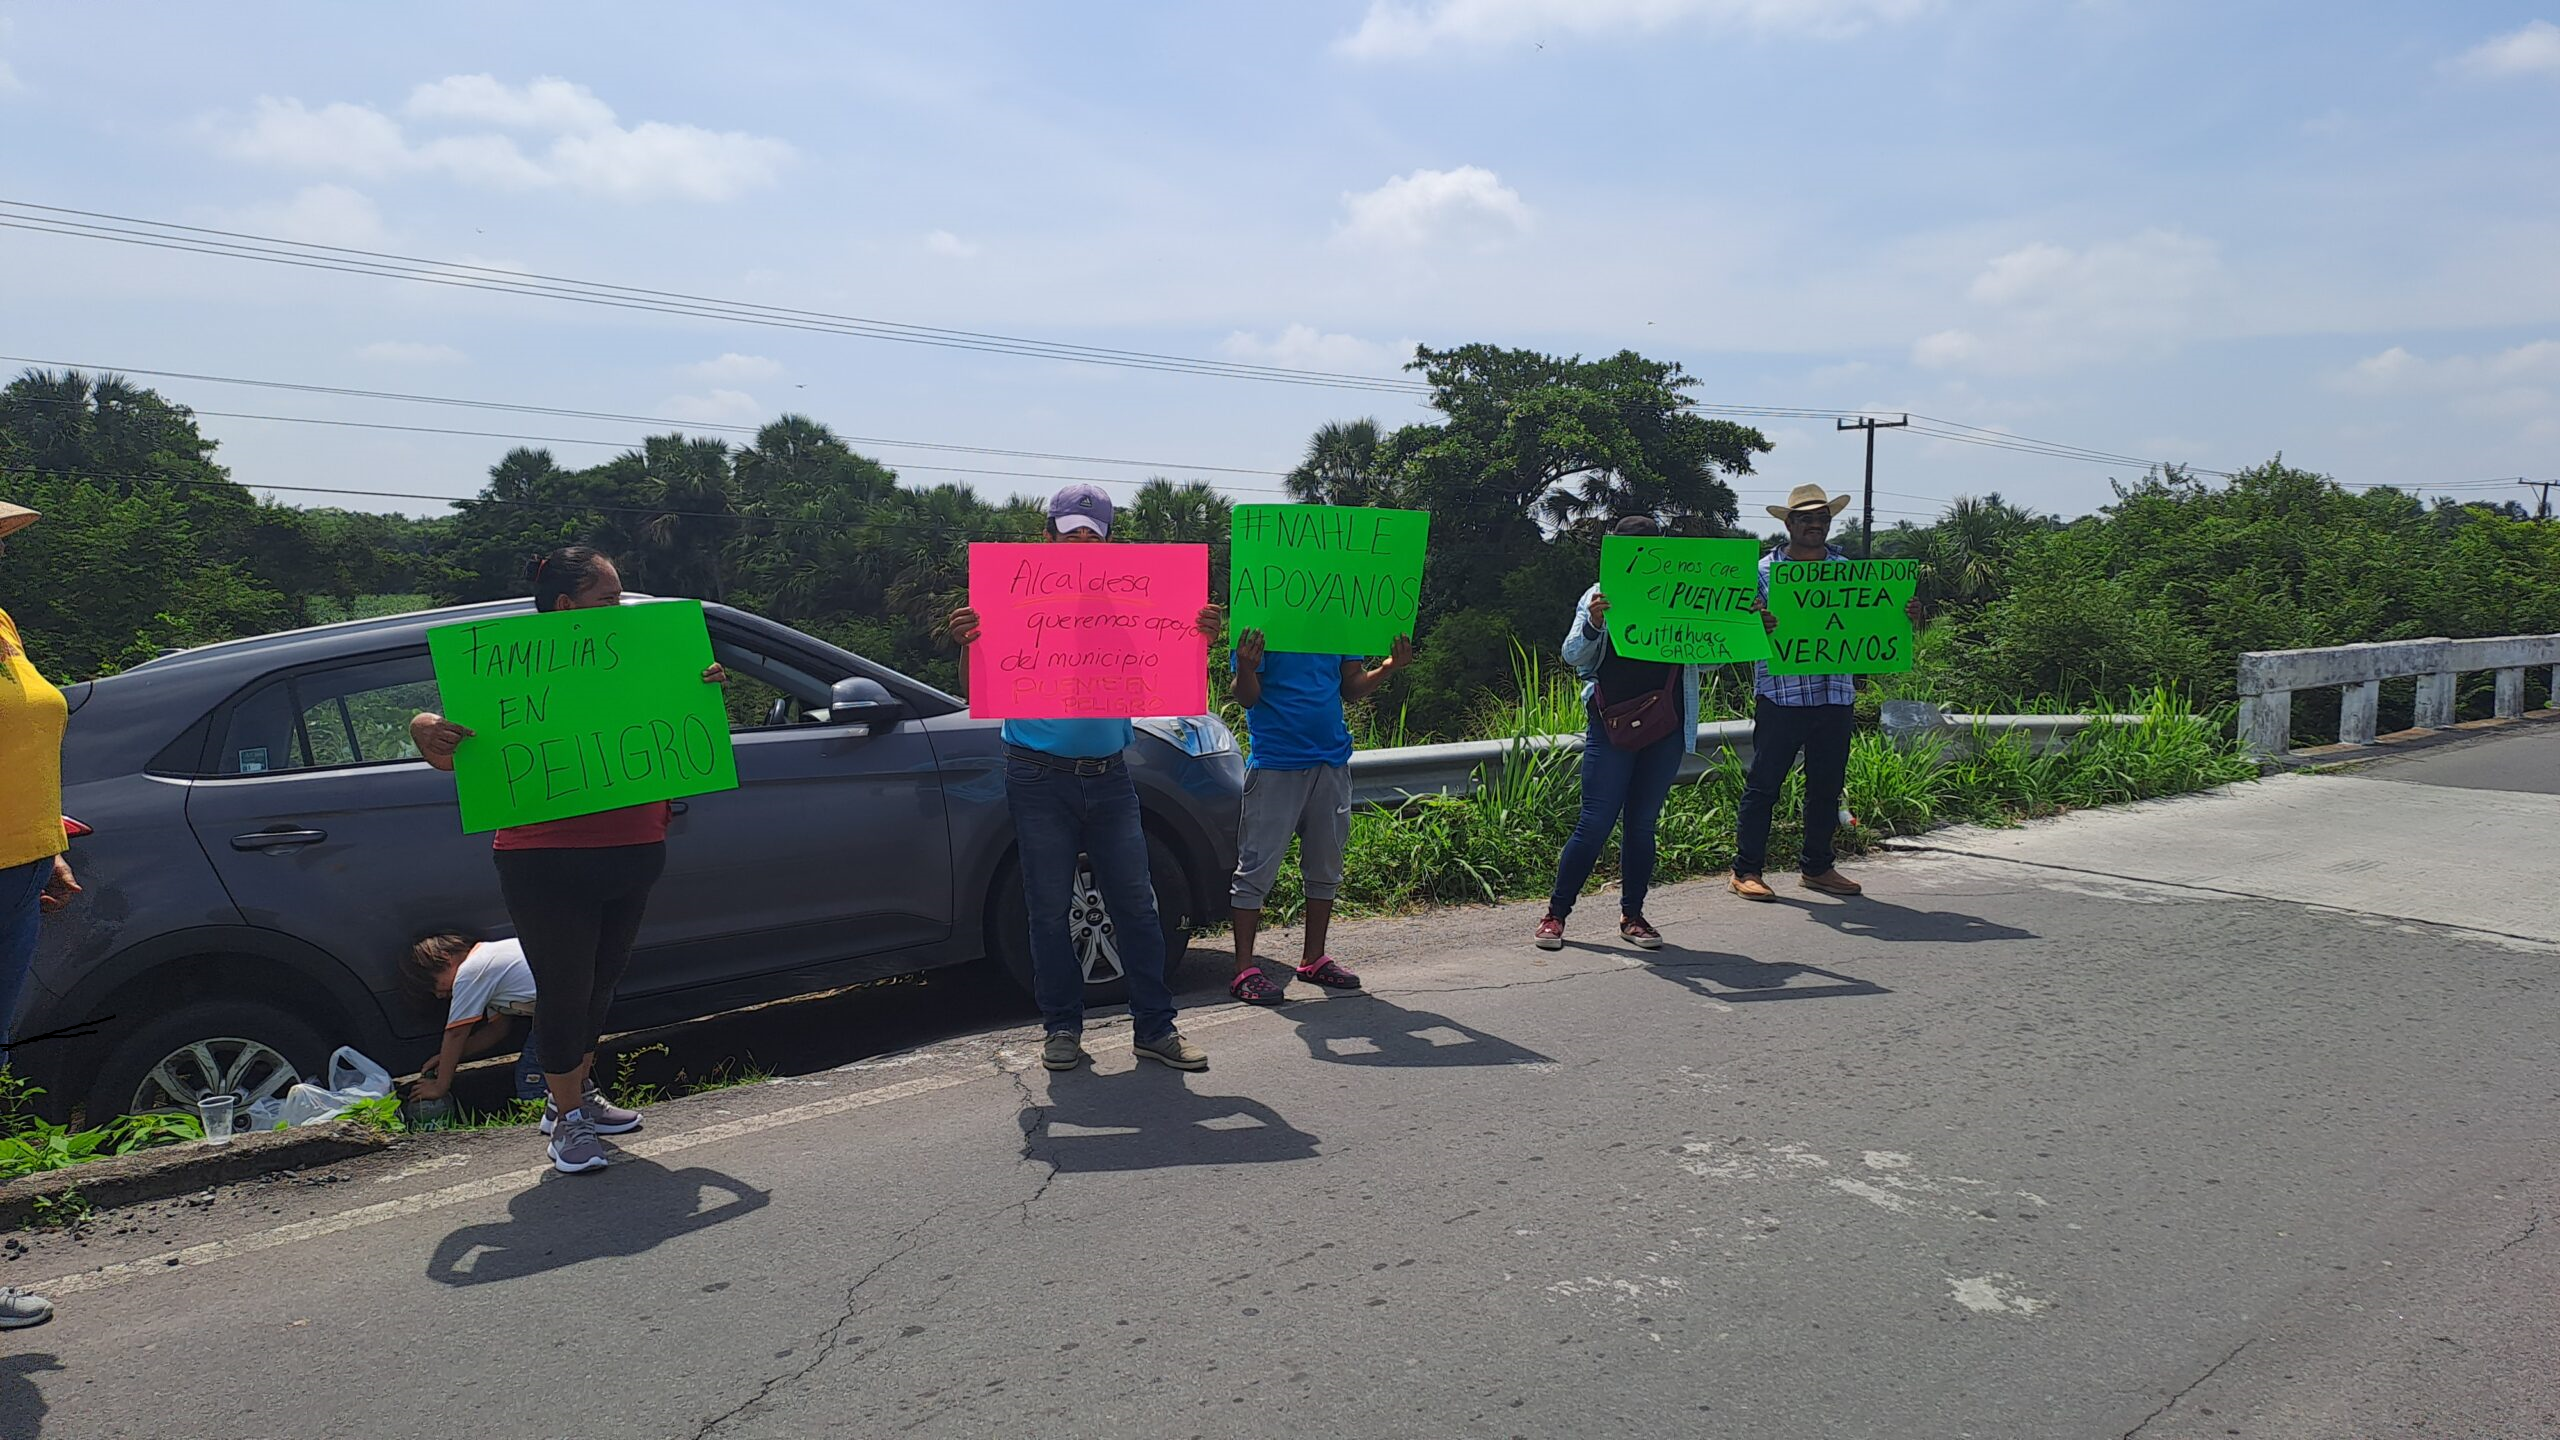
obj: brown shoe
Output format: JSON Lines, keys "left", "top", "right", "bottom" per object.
{"left": 1729, "top": 872, "right": 1776, "bottom": 902}
{"left": 1800, "top": 869, "right": 1863, "bottom": 897}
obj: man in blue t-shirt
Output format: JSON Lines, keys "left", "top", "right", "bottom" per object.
{"left": 951, "top": 483, "right": 1225, "bottom": 1073}
{"left": 1226, "top": 627, "right": 1411, "bottom": 1005}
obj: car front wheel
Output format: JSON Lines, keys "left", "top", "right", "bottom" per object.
{"left": 84, "top": 999, "right": 328, "bottom": 1124}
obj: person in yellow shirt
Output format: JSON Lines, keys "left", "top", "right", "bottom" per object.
{"left": 0, "top": 498, "right": 74, "bottom": 1329}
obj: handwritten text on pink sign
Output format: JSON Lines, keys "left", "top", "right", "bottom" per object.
{"left": 967, "top": 543, "right": 1210, "bottom": 719}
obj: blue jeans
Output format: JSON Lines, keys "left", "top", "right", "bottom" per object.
{"left": 0, "top": 857, "right": 49, "bottom": 1069}
{"left": 1548, "top": 718, "right": 1685, "bottom": 921}
{"left": 1004, "top": 756, "right": 1176, "bottom": 1042}
{"left": 512, "top": 1019, "right": 546, "bottom": 1100}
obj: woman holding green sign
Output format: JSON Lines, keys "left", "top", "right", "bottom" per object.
{"left": 1535, "top": 516, "right": 1703, "bottom": 953}
{"left": 409, "top": 545, "right": 727, "bottom": 1175}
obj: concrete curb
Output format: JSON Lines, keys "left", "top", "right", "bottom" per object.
{"left": 0, "top": 1119, "right": 395, "bottom": 1230}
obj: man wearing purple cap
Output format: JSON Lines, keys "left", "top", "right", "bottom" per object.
{"left": 950, "top": 484, "right": 1224, "bottom": 1073}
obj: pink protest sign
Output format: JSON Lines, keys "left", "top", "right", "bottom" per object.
{"left": 967, "top": 543, "right": 1212, "bottom": 719}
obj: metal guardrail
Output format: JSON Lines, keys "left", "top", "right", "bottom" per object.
{"left": 2236, "top": 633, "right": 2560, "bottom": 758}
{"left": 1342, "top": 706, "right": 2133, "bottom": 807}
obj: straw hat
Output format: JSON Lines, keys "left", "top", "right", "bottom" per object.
{"left": 1764, "top": 483, "right": 1853, "bottom": 521}
{"left": 0, "top": 501, "right": 36, "bottom": 541}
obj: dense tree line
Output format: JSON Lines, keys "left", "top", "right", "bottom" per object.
{"left": 3, "top": 359, "right": 2553, "bottom": 740}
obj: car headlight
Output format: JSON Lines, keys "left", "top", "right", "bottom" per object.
{"left": 1135, "top": 714, "right": 1237, "bottom": 758}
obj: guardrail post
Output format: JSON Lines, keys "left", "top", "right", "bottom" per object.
{"left": 2494, "top": 667, "right": 2526, "bottom": 719}
{"left": 2240, "top": 689, "right": 2292, "bottom": 759}
{"left": 2337, "top": 680, "right": 2380, "bottom": 745}
{"left": 2414, "top": 670, "right": 2458, "bottom": 729}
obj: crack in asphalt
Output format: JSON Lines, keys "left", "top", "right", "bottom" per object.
{"left": 1396, "top": 966, "right": 1622, "bottom": 997}
{"left": 2119, "top": 1338, "right": 2253, "bottom": 1439}
{"left": 2492, "top": 1210, "right": 2543, "bottom": 1255}
{"left": 688, "top": 1215, "right": 944, "bottom": 1440}
{"left": 1006, "top": 1063, "right": 1062, "bottom": 1225}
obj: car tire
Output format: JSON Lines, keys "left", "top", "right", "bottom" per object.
{"left": 84, "top": 998, "right": 331, "bottom": 1124}
{"left": 988, "top": 832, "right": 1194, "bottom": 1009}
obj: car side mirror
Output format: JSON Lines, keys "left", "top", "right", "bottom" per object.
{"left": 828, "top": 677, "right": 908, "bottom": 729}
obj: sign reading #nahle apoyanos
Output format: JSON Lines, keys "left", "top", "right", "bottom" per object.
{"left": 966, "top": 543, "right": 1210, "bottom": 720}
{"left": 426, "top": 600, "right": 740, "bottom": 832}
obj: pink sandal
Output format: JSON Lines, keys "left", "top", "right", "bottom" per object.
{"left": 1295, "top": 957, "right": 1362, "bottom": 991}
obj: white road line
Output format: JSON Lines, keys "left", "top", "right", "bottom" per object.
{"left": 27, "top": 1006, "right": 1272, "bottom": 1300}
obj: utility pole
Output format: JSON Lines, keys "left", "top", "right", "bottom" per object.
{"left": 1835, "top": 414, "right": 1910, "bottom": 558}
{"left": 2521, "top": 478, "right": 2557, "bottom": 521}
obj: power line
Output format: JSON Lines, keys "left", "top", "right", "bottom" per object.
{"left": 0, "top": 353, "right": 1296, "bottom": 476}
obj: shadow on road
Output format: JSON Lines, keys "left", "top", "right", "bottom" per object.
{"left": 424, "top": 1156, "right": 771, "bottom": 1287}
{"left": 1781, "top": 895, "right": 2037, "bottom": 944}
{"left": 1641, "top": 944, "right": 1890, "bottom": 1003}
{"left": 1278, "top": 994, "right": 1552, "bottom": 1069}
{"left": 1022, "top": 1064, "right": 1318, "bottom": 1174}
{"left": 0, "top": 1352, "right": 63, "bottom": 1438}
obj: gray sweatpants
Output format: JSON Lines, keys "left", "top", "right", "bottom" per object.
{"left": 1230, "top": 763, "right": 1351, "bottom": 910}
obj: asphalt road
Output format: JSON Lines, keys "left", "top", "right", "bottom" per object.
{"left": 6, "top": 719, "right": 2558, "bottom": 1440}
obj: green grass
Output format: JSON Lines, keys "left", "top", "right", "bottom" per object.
{"left": 1246, "top": 684, "right": 2253, "bottom": 923}
{"left": 0, "top": 1071, "right": 205, "bottom": 1181}
{"left": 406, "top": 1044, "right": 777, "bottom": 1134}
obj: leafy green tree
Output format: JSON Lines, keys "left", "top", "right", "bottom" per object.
{"left": 1284, "top": 420, "right": 1406, "bottom": 508}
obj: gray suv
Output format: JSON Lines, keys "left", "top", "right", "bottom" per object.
{"left": 22, "top": 598, "right": 1243, "bottom": 1122}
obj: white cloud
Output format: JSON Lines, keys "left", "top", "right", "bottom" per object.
{"left": 2335, "top": 340, "right": 2560, "bottom": 394}
{"left": 1336, "top": 165, "right": 1531, "bottom": 249}
{"left": 1339, "top": 0, "right": 1930, "bottom": 58}
{"left": 355, "top": 340, "right": 466, "bottom": 365}
{"left": 216, "top": 98, "right": 413, "bottom": 176}
{"left": 204, "top": 76, "right": 792, "bottom": 203}
{"left": 1219, "top": 324, "right": 1413, "bottom": 374}
{"left": 924, "top": 229, "right": 983, "bottom": 259}
{"left": 660, "top": 389, "right": 766, "bottom": 425}
{"left": 1911, "top": 229, "right": 2221, "bottom": 373}
{"left": 684, "top": 353, "right": 782, "bottom": 383}
{"left": 2447, "top": 20, "right": 2560, "bottom": 79}
{"left": 405, "top": 74, "right": 617, "bottom": 131}
{"left": 222, "top": 185, "right": 392, "bottom": 248}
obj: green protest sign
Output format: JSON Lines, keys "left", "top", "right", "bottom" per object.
{"left": 426, "top": 600, "right": 739, "bottom": 832}
{"left": 1228, "top": 504, "right": 1429, "bottom": 655}
{"left": 1765, "top": 558, "right": 1919, "bottom": 675}
{"left": 1597, "top": 536, "right": 1771, "bottom": 664}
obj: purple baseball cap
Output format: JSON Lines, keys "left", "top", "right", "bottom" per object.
{"left": 1046, "top": 482, "right": 1115, "bottom": 536}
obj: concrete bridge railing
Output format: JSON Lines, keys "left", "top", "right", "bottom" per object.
{"left": 2236, "top": 634, "right": 2560, "bottom": 759}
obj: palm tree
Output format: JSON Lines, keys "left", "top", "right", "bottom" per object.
{"left": 1286, "top": 419, "right": 1406, "bottom": 508}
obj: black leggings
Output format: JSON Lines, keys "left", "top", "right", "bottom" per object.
{"left": 493, "top": 843, "right": 667, "bottom": 1078}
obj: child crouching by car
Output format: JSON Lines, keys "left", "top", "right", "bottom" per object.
{"left": 399, "top": 933, "right": 547, "bottom": 1105}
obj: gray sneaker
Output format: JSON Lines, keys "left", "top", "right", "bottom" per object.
{"left": 1041, "top": 1032, "right": 1089, "bottom": 1072}
{"left": 0, "top": 1287, "right": 52, "bottom": 1330}
{"left": 543, "top": 1085, "right": 641, "bottom": 1137}
{"left": 546, "top": 1108, "right": 609, "bottom": 1174}
{"left": 1132, "top": 1030, "right": 1207, "bottom": 1071}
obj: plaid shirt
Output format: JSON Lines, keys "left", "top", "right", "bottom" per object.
{"left": 1754, "top": 546, "right": 1857, "bottom": 707}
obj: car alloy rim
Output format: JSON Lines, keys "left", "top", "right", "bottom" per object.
{"left": 1069, "top": 864, "right": 1126, "bottom": 986}
{"left": 131, "top": 1037, "right": 301, "bottom": 1116}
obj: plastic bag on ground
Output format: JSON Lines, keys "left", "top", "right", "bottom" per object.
{"left": 270, "top": 1047, "right": 394, "bottom": 1128}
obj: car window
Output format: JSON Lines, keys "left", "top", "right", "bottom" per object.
{"left": 215, "top": 653, "right": 442, "bottom": 776}
{"left": 712, "top": 633, "right": 841, "bottom": 732}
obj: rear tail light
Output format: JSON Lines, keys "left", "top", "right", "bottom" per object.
{"left": 62, "top": 816, "right": 92, "bottom": 839}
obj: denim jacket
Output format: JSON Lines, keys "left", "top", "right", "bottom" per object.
{"left": 1561, "top": 584, "right": 1704, "bottom": 755}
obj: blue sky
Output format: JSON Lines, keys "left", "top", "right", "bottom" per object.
{"left": 3, "top": 1, "right": 2555, "bottom": 527}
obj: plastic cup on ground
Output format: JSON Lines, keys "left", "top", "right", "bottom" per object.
{"left": 197, "top": 1094, "right": 237, "bottom": 1146}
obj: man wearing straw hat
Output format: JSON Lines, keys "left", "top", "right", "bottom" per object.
{"left": 1730, "top": 483, "right": 1920, "bottom": 902}
{"left": 0, "top": 498, "right": 74, "bottom": 1330}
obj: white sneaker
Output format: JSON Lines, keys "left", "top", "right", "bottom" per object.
{"left": 0, "top": 1287, "right": 54, "bottom": 1329}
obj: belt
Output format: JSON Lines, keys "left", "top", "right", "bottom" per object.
{"left": 1004, "top": 744, "right": 1125, "bottom": 777}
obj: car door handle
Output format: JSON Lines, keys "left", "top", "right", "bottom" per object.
{"left": 231, "top": 828, "right": 328, "bottom": 851}
{"left": 669, "top": 801, "right": 690, "bottom": 816}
